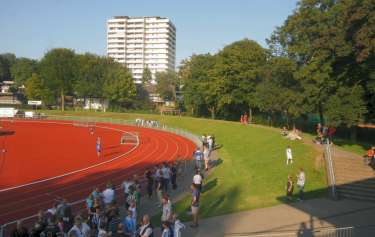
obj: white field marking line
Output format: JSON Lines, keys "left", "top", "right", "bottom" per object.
{"left": 1, "top": 124, "right": 175, "bottom": 228}
{"left": 1, "top": 122, "right": 191, "bottom": 228}
{"left": 0, "top": 125, "right": 162, "bottom": 214}
{"left": 0, "top": 120, "right": 139, "bottom": 193}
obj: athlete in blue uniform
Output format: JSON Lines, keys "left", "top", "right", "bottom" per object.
{"left": 96, "top": 137, "right": 101, "bottom": 158}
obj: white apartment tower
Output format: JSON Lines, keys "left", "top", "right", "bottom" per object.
{"left": 107, "top": 16, "right": 176, "bottom": 83}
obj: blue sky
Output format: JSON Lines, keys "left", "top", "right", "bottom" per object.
{"left": 0, "top": 0, "right": 298, "bottom": 65}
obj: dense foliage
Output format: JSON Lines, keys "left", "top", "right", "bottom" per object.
{"left": 1, "top": 49, "right": 137, "bottom": 110}
{"left": 181, "top": 0, "right": 374, "bottom": 128}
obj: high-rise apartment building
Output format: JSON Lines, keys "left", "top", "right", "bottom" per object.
{"left": 107, "top": 16, "right": 176, "bottom": 83}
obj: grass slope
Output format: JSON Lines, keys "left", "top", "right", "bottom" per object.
{"left": 44, "top": 111, "right": 327, "bottom": 219}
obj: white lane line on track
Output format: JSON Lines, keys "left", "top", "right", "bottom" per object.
{"left": 0, "top": 120, "right": 139, "bottom": 193}
{"left": 1, "top": 123, "right": 183, "bottom": 228}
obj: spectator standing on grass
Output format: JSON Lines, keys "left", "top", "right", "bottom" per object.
{"left": 102, "top": 182, "right": 115, "bottom": 206}
{"left": 193, "top": 148, "right": 203, "bottom": 170}
{"left": 190, "top": 184, "right": 200, "bottom": 228}
{"left": 203, "top": 145, "right": 210, "bottom": 171}
{"left": 145, "top": 169, "right": 154, "bottom": 198}
{"left": 207, "top": 136, "right": 213, "bottom": 151}
{"left": 286, "top": 146, "right": 293, "bottom": 165}
{"left": 139, "top": 215, "right": 153, "bottom": 237}
{"left": 193, "top": 169, "right": 203, "bottom": 192}
{"left": 297, "top": 168, "right": 305, "bottom": 201}
{"left": 286, "top": 175, "right": 294, "bottom": 202}
{"left": 11, "top": 220, "right": 29, "bottom": 237}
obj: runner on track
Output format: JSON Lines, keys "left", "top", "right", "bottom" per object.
{"left": 96, "top": 137, "right": 102, "bottom": 158}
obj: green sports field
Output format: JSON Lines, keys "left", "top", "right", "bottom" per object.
{"left": 44, "top": 111, "right": 327, "bottom": 219}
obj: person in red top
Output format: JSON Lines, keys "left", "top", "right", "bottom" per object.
{"left": 240, "top": 115, "right": 244, "bottom": 124}
{"left": 243, "top": 114, "right": 248, "bottom": 125}
{"left": 365, "top": 147, "right": 375, "bottom": 165}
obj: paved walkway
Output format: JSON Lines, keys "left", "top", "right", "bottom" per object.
{"left": 178, "top": 198, "right": 375, "bottom": 237}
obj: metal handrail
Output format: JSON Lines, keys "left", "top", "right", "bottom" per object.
{"left": 324, "top": 141, "right": 337, "bottom": 200}
{"left": 0, "top": 115, "right": 201, "bottom": 237}
{"left": 225, "top": 226, "right": 354, "bottom": 237}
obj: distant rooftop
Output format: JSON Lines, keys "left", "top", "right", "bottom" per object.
{"left": 113, "top": 16, "right": 168, "bottom": 19}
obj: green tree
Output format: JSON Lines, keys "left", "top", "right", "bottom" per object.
{"left": 214, "top": 39, "right": 267, "bottom": 118}
{"left": 0, "top": 53, "right": 16, "bottom": 81}
{"left": 180, "top": 54, "right": 217, "bottom": 116}
{"left": 11, "top": 58, "right": 38, "bottom": 87}
{"left": 325, "top": 86, "right": 367, "bottom": 128}
{"left": 74, "top": 53, "right": 105, "bottom": 108}
{"left": 39, "top": 48, "right": 77, "bottom": 111}
{"left": 267, "top": 0, "right": 374, "bottom": 127}
{"left": 25, "top": 73, "right": 43, "bottom": 100}
{"left": 155, "top": 70, "right": 177, "bottom": 101}
{"left": 103, "top": 61, "right": 136, "bottom": 108}
{"left": 141, "top": 66, "right": 152, "bottom": 84}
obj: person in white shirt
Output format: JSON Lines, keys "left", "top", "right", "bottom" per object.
{"left": 128, "top": 201, "right": 137, "bottom": 223}
{"left": 286, "top": 146, "right": 293, "bottom": 165}
{"left": 207, "top": 136, "right": 213, "bottom": 151}
{"left": 122, "top": 178, "right": 134, "bottom": 204}
{"left": 161, "top": 196, "right": 172, "bottom": 223}
{"left": 173, "top": 214, "right": 185, "bottom": 237}
{"left": 68, "top": 216, "right": 91, "bottom": 237}
{"left": 297, "top": 168, "right": 305, "bottom": 201}
{"left": 193, "top": 169, "right": 203, "bottom": 192}
{"left": 193, "top": 148, "right": 203, "bottom": 170}
{"left": 203, "top": 146, "right": 210, "bottom": 171}
{"left": 139, "top": 215, "right": 153, "bottom": 237}
{"left": 102, "top": 183, "right": 115, "bottom": 206}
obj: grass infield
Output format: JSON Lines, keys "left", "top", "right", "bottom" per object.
{"left": 43, "top": 111, "right": 327, "bottom": 221}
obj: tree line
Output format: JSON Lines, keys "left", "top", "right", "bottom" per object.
{"left": 0, "top": 49, "right": 179, "bottom": 111}
{"left": 180, "top": 0, "right": 374, "bottom": 130}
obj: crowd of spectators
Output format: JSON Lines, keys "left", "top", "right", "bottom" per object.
{"left": 10, "top": 133, "right": 213, "bottom": 237}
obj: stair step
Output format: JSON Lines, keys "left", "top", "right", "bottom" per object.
{"left": 337, "top": 185, "right": 375, "bottom": 194}
{"left": 336, "top": 180, "right": 375, "bottom": 187}
{"left": 337, "top": 191, "right": 375, "bottom": 202}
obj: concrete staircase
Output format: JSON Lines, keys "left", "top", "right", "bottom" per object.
{"left": 332, "top": 146, "right": 375, "bottom": 202}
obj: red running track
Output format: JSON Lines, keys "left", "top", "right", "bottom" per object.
{"left": 0, "top": 120, "right": 196, "bottom": 227}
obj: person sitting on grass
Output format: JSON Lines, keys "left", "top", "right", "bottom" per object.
{"left": 286, "top": 127, "right": 302, "bottom": 141}
{"left": 281, "top": 126, "right": 288, "bottom": 136}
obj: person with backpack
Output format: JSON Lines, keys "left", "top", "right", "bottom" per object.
{"left": 138, "top": 215, "right": 153, "bottom": 237}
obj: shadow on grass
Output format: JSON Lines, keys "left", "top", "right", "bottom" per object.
{"left": 213, "top": 144, "right": 223, "bottom": 151}
{"left": 202, "top": 178, "right": 217, "bottom": 194}
{"left": 210, "top": 158, "right": 223, "bottom": 169}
